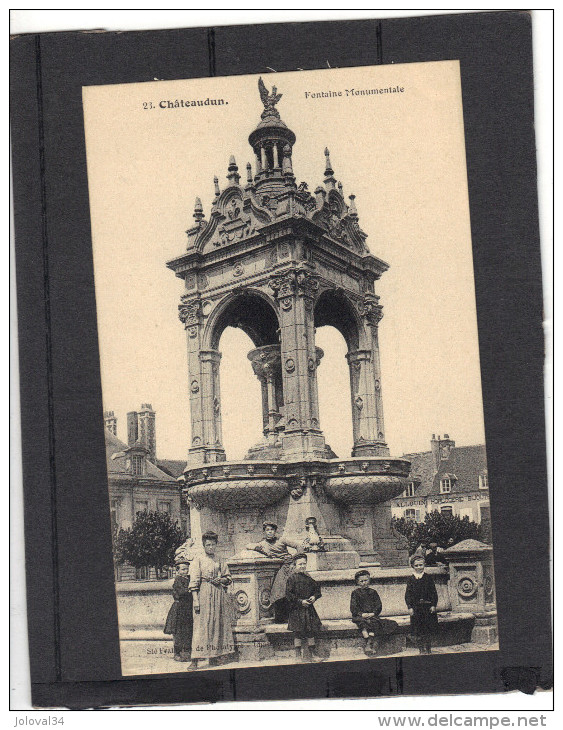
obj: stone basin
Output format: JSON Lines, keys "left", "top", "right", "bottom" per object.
{"left": 186, "top": 477, "right": 288, "bottom": 510}
{"left": 182, "top": 456, "right": 410, "bottom": 511}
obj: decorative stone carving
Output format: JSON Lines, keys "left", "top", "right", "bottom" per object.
{"left": 178, "top": 296, "right": 202, "bottom": 328}
{"left": 258, "top": 76, "right": 283, "bottom": 118}
{"left": 269, "top": 267, "right": 318, "bottom": 300}
{"left": 233, "top": 262, "right": 244, "bottom": 277}
{"left": 235, "top": 590, "right": 251, "bottom": 614}
{"left": 302, "top": 517, "right": 325, "bottom": 552}
{"left": 457, "top": 576, "right": 478, "bottom": 598}
{"left": 285, "top": 358, "right": 295, "bottom": 373}
{"left": 360, "top": 293, "right": 383, "bottom": 325}
{"left": 190, "top": 380, "right": 199, "bottom": 393}
{"left": 259, "top": 588, "right": 272, "bottom": 610}
{"left": 290, "top": 478, "right": 306, "bottom": 500}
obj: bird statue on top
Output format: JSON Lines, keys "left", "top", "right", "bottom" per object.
{"left": 258, "top": 77, "right": 282, "bottom": 118}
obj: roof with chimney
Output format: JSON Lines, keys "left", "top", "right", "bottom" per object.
{"left": 399, "top": 437, "right": 488, "bottom": 499}
{"left": 105, "top": 428, "right": 175, "bottom": 482}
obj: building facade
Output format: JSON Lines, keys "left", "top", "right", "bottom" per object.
{"left": 390, "top": 434, "right": 491, "bottom": 538}
{"left": 104, "top": 407, "right": 187, "bottom": 579}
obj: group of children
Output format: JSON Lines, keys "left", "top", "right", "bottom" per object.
{"left": 165, "top": 523, "right": 440, "bottom": 666}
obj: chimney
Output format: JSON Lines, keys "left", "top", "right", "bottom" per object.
{"left": 127, "top": 411, "right": 139, "bottom": 447}
{"left": 430, "top": 434, "right": 441, "bottom": 473}
{"left": 440, "top": 433, "right": 455, "bottom": 460}
{"left": 138, "top": 403, "right": 156, "bottom": 462}
{"left": 104, "top": 410, "right": 117, "bottom": 435}
{"left": 430, "top": 433, "right": 456, "bottom": 472}
{"left": 126, "top": 405, "right": 156, "bottom": 461}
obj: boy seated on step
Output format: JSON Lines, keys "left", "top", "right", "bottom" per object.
{"left": 350, "top": 569, "right": 394, "bottom": 656}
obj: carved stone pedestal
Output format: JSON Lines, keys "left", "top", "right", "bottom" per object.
{"left": 442, "top": 539, "right": 497, "bottom": 645}
{"left": 228, "top": 556, "right": 281, "bottom": 661}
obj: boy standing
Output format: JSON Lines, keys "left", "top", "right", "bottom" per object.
{"left": 404, "top": 554, "right": 439, "bottom": 654}
{"left": 285, "top": 553, "right": 325, "bottom": 663}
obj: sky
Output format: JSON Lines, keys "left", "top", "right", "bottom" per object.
{"left": 83, "top": 60, "right": 486, "bottom": 461}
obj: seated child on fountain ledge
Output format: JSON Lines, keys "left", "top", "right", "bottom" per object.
{"left": 350, "top": 569, "right": 393, "bottom": 656}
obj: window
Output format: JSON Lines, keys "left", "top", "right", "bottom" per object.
{"left": 131, "top": 454, "right": 145, "bottom": 475}
{"left": 440, "top": 505, "right": 453, "bottom": 517}
{"left": 440, "top": 478, "right": 452, "bottom": 494}
{"left": 479, "top": 472, "right": 489, "bottom": 490}
{"left": 405, "top": 508, "right": 421, "bottom": 521}
{"left": 157, "top": 501, "right": 171, "bottom": 514}
{"left": 405, "top": 482, "right": 416, "bottom": 497}
{"left": 135, "top": 500, "right": 148, "bottom": 515}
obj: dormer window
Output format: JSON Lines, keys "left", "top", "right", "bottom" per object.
{"left": 131, "top": 454, "right": 145, "bottom": 476}
{"left": 479, "top": 471, "right": 489, "bottom": 490}
{"left": 440, "top": 478, "right": 452, "bottom": 494}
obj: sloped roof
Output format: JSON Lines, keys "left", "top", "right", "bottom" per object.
{"left": 401, "top": 450, "right": 435, "bottom": 497}
{"left": 435, "top": 445, "right": 487, "bottom": 494}
{"left": 399, "top": 444, "right": 487, "bottom": 498}
{"left": 105, "top": 428, "right": 174, "bottom": 482}
{"left": 156, "top": 459, "right": 187, "bottom": 479}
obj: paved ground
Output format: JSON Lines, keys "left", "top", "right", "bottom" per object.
{"left": 120, "top": 640, "right": 500, "bottom": 677}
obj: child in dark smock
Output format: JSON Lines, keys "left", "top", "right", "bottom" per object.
{"left": 164, "top": 562, "right": 194, "bottom": 665}
{"left": 350, "top": 569, "right": 387, "bottom": 656}
{"left": 404, "top": 554, "right": 439, "bottom": 654}
{"left": 285, "top": 553, "right": 324, "bottom": 663}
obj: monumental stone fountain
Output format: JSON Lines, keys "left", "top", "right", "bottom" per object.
{"left": 165, "top": 79, "right": 487, "bottom": 660}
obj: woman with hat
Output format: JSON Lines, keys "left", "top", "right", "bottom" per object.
{"left": 404, "top": 552, "right": 439, "bottom": 654}
{"left": 189, "top": 531, "right": 235, "bottom": 668}
{"left": 246, "top": 521, "right": 301, "bottom": 622}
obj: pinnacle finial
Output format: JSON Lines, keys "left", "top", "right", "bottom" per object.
{"left": 213, "top": 176, "right": 220, "bottom": 197}
{"left": 348, "top": 194, "right": 358, "bottom": 218}
{"left": 246, "top": 162, "right": 252, "bottom": 183}
{"left": 226, "top": 155, "right": 240, "bottom": 186}
{"left": 324, "top": 147, "right": 334, "bottom": 177}
{"left": 193, "top": 197, "right": 205, "bottom": 223}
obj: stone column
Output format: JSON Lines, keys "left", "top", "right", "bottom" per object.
{"left": 248, "top": 345, "right": 282, "bottom": 439}
{"left": 179, "top": 294, "right": 226, "bottom": 465}
{"left": 269, "top": 266, "right": 326, "bottom": 460}
{"left": 349, "top": 294, "right": 389, "bottom": 457}
{"left": 260, "top": 145, "right": 267, "bottom": 171}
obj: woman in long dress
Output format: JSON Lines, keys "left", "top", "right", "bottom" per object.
{"left": 189, "top": 531, "right": 235, "bottom": 667}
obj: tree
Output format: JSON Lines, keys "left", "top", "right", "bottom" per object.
{"left": 115, "top": 510, "right": 185, "bottom": 577}
{"left": 392, "top": 510, "right": 483, "bottom": 555}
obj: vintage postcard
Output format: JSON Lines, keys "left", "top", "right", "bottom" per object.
{"left": 82, "top": 61, "right": 498, "bottom": 676}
